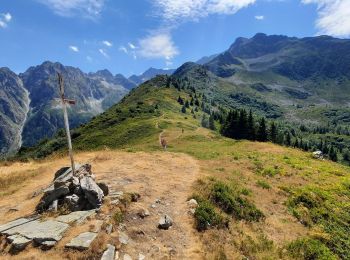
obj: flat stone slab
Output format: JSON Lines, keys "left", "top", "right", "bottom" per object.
{"left": 3, "top": 220, "right": 69, "bottom": 243}
{"left": 7, "top": 235, "right": 32, "bottom": 251}
{"left": 56, "top": 210, "right": 96, "bottom": 224}
{"left": 65, "top": 232, "right": 97, "bottom": 250}
{"left": 101, "top": 244, "right": 116, "bottom": 260}
{"left": 0, "top": 217, "right": 37, "bottom": 233}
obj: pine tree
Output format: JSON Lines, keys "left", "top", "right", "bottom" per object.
{"left": 185, "top": 100, "right": 190, "bottom": 108}
{"left": 209, "top": 115, "right": 215, "bottom": 130}
{"left": 257, "top": 118, "right": 268, "bottom": 142}
{"left": 201, "top": 114, "right": 209, "bottom": 128}
{"left": 190, "top": 97, "right": 194, "bottom": 106}
{"left": 177, "top": 96, "right": 184, "bottom": 105}
{"left": 329, "top": 146, "right": 338, "bottom": 162}
{"left": 181, "top": 105, "right": 186, "bottom": 113}
{"left": 247, "top": 110, "right": 255, "bottom": 140}
{"left": 195, "top": 99, "right": 200, "bottom": 106}
{"left": 285, "top": 132, "right": 292, "bottom": 146}
{"left": 269, "top": 121, "right": 278, "bottom": 143}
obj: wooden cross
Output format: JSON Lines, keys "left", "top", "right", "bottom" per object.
{"left": 58, "top": 73, "right": 76, "bottom": 174}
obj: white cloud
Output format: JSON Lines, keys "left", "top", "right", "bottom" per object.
{"left": 69, "top": 45, "right": 79, "bottom": 52}
{"left": 138, "top": 33, "right": 179, "bottom": 60}
{"left": 102, "top": 40, "right": 113, "bottom": 47}
{"left": 99, "top": 48, "right": 109, "bottom": 58}
{"left": 37, "top": 0, "right": 104, "bottom": 18}
{"left": 119, "top": 46, "right": 128, "bottom": 54}
{"left": 128, "top": 43, "right": 136, "bottom": 49}
{"left": 255, "top": 15, "right": 264, "bottom": 20}
{"left": 302, "top": 0, "right": 350, "bottom": 37}
{"left": 152, "top": 0, "right": 256, "bottom": 22}
{"left": 0, "top": 12, "right": 12, "bottom": 28}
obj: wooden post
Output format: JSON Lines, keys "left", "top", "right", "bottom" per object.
{"left": 58, "top": 73, "right": 76, "bottom": 174}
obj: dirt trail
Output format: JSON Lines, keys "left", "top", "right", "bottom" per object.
{"left": 95, "top": 151, "right": 203, "bottom": 259}
{"left": 0, "top": 151, "right": 203, "bottom": 259}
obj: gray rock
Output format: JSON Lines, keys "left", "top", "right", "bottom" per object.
{"left": 80, "top": 176, "right": 104, "bottom": 208}
{"left": 4, "top": 220, "right": 69, "bottom": 243}
{"left": 0, "top": 217, "right": 37, "bottom": 233}
{"left": 48, "top": 200, "right": 58, "bottom": 212}
{"left": 64, "top": 194, "right": 81, "bottom": 211}
{"left": 41, "top": 240, "right": 57, "bottom": 250}
{"left": 101, "top": 244, "right": 115, "bottom": 260}
{"left": 158, "top": 215, "right": 173, "bottom": 230}
{"left": 138, "top": 209, "right": 150, "bottom": 218}
{"left": 36, "top": 186, "right": 70, "bottom": 212}
{"left": 119, "top": 231, "right": 130, "bottom": 245}
{"left": 123, "top": 254, "right": 132, "bottom": 260}
{"left": 98, "top": 182, "right": 109, "bottom": 196}
{"left": 7, "top": 235, "right": 32, "bottom": 251}
{"left": 56, "top": 210, "right": 96, "bottom": 224}
{"left": 65, "top": 232, "right": 97, "bottom": 250}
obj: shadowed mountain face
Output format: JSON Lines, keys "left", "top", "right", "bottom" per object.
{"left": 19, "top": 62, "right": 130, "bottom": 147}
{"left": 0, "top": 68, "right": 30, "bottom": 156}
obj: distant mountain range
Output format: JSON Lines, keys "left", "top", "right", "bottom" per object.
{"left": 3, "top": 33, "right": 350, "bottom": 157}
{"left": 0, "top": 62, "right": 174, "bottom": 156}
{"left": 128, "top": 67, "right": 175, "bottom": 85}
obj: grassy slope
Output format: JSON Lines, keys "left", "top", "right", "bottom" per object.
{"left": 13, "top": 75, "right": 350, "bottom": 259}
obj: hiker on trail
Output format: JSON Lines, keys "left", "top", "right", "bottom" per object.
{"left": 160, "top": 137, "right": 167, "bottom": 150}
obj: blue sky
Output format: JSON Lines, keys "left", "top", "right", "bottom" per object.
{"left": 1, "top": 0, "right": 349, "bottom": 77}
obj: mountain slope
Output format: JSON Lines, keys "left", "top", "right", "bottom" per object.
{"left": 10, "top": 73, "right": 350, "bottom": 259}
{"left": 18, "top": 62, "right": 129, "bottom": 147}
{"left": 0, "top": 68, "right": 30, "bottom": 156}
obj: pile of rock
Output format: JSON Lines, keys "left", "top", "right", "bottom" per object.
{"left": 36, "top": 164, "right": 108, "bottom": 213}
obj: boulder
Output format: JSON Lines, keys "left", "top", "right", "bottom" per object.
{"left": 101, "top": 244, "right": 116, "bottom": 260}
{"left": 80, "top": 176, "right": 104, "bottom": 208}
{"left": 98, "top": 182, "right": 109, "bottom": 196}
{"left": 7, "top": 235, "right": 32, "bottom": 251}
{"left": 158, "top": 215, "right": 173, "bottom": 230}
{"left": 36, "top": 186, "right": 70, "bottom": 212}
{"left": 64, "top": 194, "right": 82, "bottom": 211}
{"left": 65, "top": 232, "right": 97, "bottom": 250}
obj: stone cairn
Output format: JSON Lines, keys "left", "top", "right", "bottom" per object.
{"left": 36, "top": 164, "right": 108, "bottom": 213}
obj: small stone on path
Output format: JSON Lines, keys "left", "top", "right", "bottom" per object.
{"left": 158, "top": 215, "right": 173, "bottom": 230}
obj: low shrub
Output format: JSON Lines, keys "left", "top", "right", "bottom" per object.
{"left": 287, "top": 238, "right": 337, "bottom": 260}
{"left": 194, "top": 200, "right": 224, "bottom": 231}
{"left": 210, "top": 181, "right": 264, "bottom": 222}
